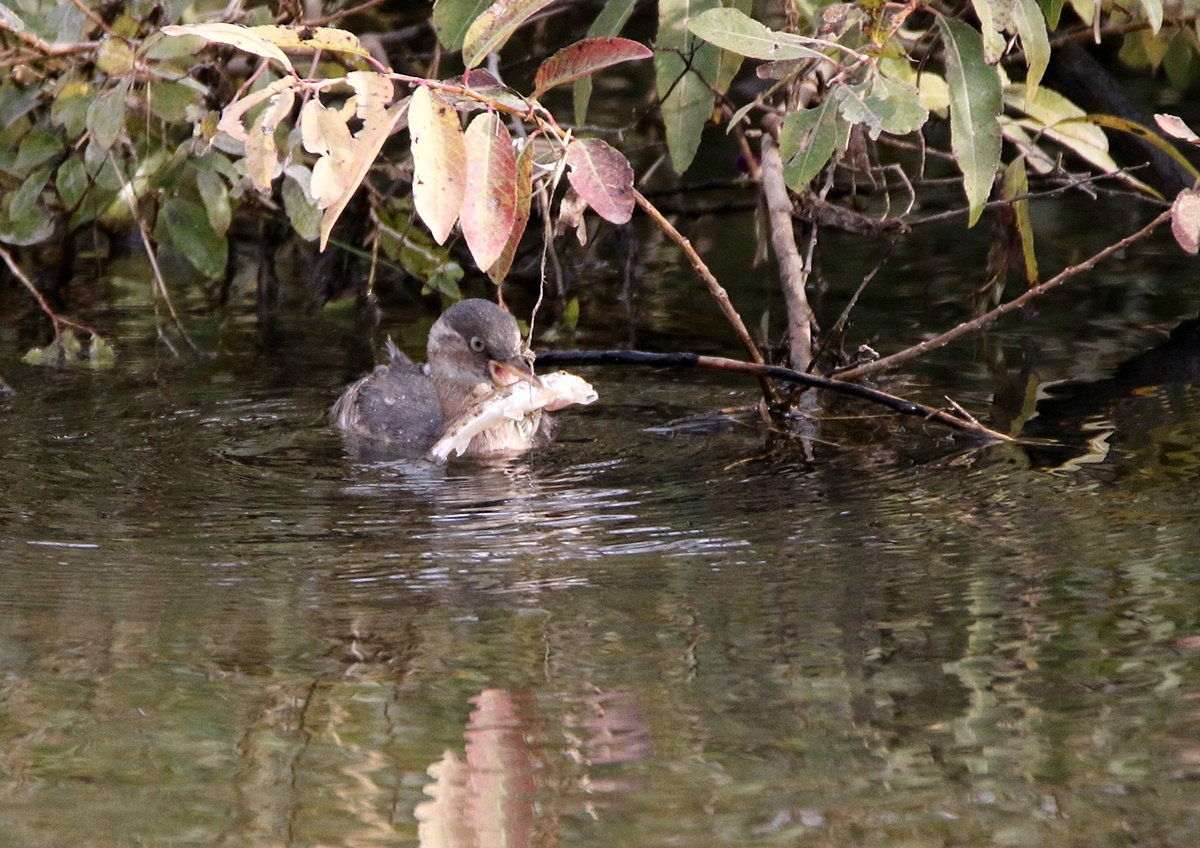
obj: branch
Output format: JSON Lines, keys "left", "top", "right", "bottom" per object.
{"left": 759, "top": 125, "right": 813, "bottom": 371}
{"left": 0, "top": 245, "right": 101, "bottom": 338}
{"left": 535, "top": 349, "right": 1011, "bottom": 443}
{"left": 834, "top": 209, "right": 1173, "bottom": 380}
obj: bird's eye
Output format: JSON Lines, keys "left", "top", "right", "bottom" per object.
{"left": 469, "top": 336, "right": 486, "bottom": 353}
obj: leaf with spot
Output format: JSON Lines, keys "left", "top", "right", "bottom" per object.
{"left": 533, "top": 37, "right": 652, "bottom": 98}
{"left": 462, "top": 0, "right": 557, "bottom": 68}
{"left": 409, "top": 85, "right": 466, "bottom": 246}
{"left": 460, "top": 112, "right": 517, "bottom": 271}
{"left": 779, "top": 97, "right": 846, "bottom": 189}
{"left": 565, "top": 137, "right": 634, "bottom": 224}
{"left": 938, "top": 16, "right": 1002, "bottom": 227}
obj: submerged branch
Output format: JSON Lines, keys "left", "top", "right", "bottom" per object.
{"left": 834, "top": 209, "right": 1174, "bottom": 381}
{"left": 534, "top": 349, "right": 1012, "bottom": 443}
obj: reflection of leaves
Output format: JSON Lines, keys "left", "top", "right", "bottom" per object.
{"left": 22, "top": 329, "right": 115, "bottom": 369}
{"left": 410, "top": 86, "right": 466, "bottom": 245}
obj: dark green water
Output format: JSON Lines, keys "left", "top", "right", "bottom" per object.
{"left": 4, "top": 208, "right": 1200, "bottom": 847}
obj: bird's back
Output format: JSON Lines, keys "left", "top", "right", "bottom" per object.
{"left": 331, "top": 343, "right": 445, "bottom": 451}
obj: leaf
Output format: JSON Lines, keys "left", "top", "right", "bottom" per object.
{"left": 1083, "top": 113, "right": 1199, "bottom": 185}
{"left": 196, "top": 169, "right": 231, "bottom": 236}
{"left": 1139, "top": 0, "right": 1164, "bottom": 35}
{"left": 316, "top": 76, "right": 404, "bottom": 250}
{"left": 872, "top": 75, "right": 929, "bottom": 136}
{"left": 1156, "top": 113, "right": 1200, "bottom": 143}
{"left": 158, "top": 196, "right": 227, "bottom": 279}
{"left": 217, "top": 78, "right": 296, "bottom": 144}
{"left": 686, "top": 7, "right": 829, "bottom": 61}
{"left": 462, "top": 0, "right": 558, "bottom": 68}
{"left": 86, "top": 78, "right": 130, "bottom": 151}
{"left": 301, "top": 98, "right": 354, "bottom": 208}
{"left": 712, "top": 0, "right": 752, "bottom": 95}
{"left": 96, "top": 36, "right": 136, "bottom": 76}
{"left": 780, "top": 98, "right": 843, "bottom": 188}
{"left": 488, "top": 140, "right": 533, "bottom": 283}
{"left": 246, "top": 25, "right": 372, "bottom": 60}
{"left": 14, "top": 128, "right": 64, "bottom": 176}
{"left": 56, "top": 156, "right": 89, "bottom": 210}
{"left": 575, "top": 0, "right": 637, "bottom": 125}
{"left": 282, "top": 166, "right": 322, "bottom": 242}
{"left": 244, "top": 84, "right": 294, "bottom": 191}
{"left": 433, "top": 0, "right": 492, "bottom": 51}
{"left": 1038, "top": 0, "right": 1064, "bottom": 28}
{"left": 938, "top": 16, "right": 1002, "bottom": 227}
{"left": 565, "top": 137, "right": 635, "bottom": 224}
{"left": 970, "top": 0, "right": 1010, "bottom": 63}
{"left": 1171, "top": 188, "right": 1200, "bottom": 254}
{"left": 1011, "top": 0, "right": 1049, "bottom": 106}
{"left": 657, "top": 0, "right": 721, "bottom": 174}
{"left": 533, "top": 37, "right": 652, "bottom": 97}
{"left": 461, "top": 112, "right": 517, "bottom": 270}
{"left": 409, "top": 86, "right": 467, "bottom": 245}
{"left": 1003, "top": 157, "right": 1038, "bottom": 283}
{"left": 161, "top": 23, "right": 295, "bottom": 74}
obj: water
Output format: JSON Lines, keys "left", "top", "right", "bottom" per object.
{"left": 4, "top": 211, "right": 1200, "bottom": 846}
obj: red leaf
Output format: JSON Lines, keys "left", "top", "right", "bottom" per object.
{"left": 488, "top": 141, "right": 534, "bottom": 282}
{"left": 410, "top": 86, "right": 466, "bottom": 245}
{"left": 1171, "top": 188, "right": 1200, "bottom": 255}
{"left": 565, "top": 137, "right": 634, "bottom": 225}
{"left": 533, "top": 37, "right": 653, "bottom": 97}
{"left": 461, "top": 112, "right": 518, "bottom": 270}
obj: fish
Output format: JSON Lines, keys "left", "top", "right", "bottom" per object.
{"left": 429, "top": 371, "right": 597, "bottom": 461}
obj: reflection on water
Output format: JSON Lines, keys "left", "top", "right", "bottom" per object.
{"left": 6, "top": 271, "right": 1200, "bottom": 845}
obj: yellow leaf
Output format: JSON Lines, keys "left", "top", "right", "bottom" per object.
{"left": 409, "top": 86, "right": 466, "bottom": 245}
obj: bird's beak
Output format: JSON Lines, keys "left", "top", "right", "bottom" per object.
{"left": 489, "top": 354, "right": 543, "bottom": 389}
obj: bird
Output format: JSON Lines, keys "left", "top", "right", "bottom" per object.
{"left": 331, "top": 299, "right": 553, "bottom": 456}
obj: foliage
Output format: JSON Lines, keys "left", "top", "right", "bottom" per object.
{"left": 1, "top": 0, "right": 1199, "bottom": 388}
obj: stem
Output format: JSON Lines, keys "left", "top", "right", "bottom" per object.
{"left": 760, "top": 128, "right": 814, "bottom": 372}
{"left": 835, "top": 209, "right": 1173, "bottom": 380}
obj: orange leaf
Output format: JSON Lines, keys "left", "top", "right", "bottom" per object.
{"left": 565, "top": 137, "right": 634, "bottom": 225}
{"left": 533, "top": 37, "right": 652, "bottom": 97}
{"left": 488, "top": 140, "right": 534, "bottom": 282}
{"left": 461, "top": 112, "right": 517, "bottom": 271}
{"left": 410, "top": 86, "right": 467, "bottom": 245}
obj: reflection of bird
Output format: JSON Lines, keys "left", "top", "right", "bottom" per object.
{"left": 332, "top": 299, "right": 551, "bottom": 456}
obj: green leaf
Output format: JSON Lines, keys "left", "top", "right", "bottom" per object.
{"left": 56, "top": 156, "right": 89, "bottom": 210}
{"left": 196, "top": 169, "right": 231, "bottom": 236}
{"left": 686, "top": 7, "right": 828, "bottom": 62}
{"left": 50, "top": 77, "right": 92, "bottom": 137}
{"left": 462, "top": 0, "right": 557, "bottom": 68}
{"left": 1003, "top": 157, "right": 1038, "bottom": 282}
{"left": 713, "top": 0, "right": 753, "bottom": 95}
{"left": 1038, "top": 0, "right": 1064, "bottom": 27}
{"left": 158, "top": 196, "right": 228, "bottom": 279}
{"left": 779, "top": 98, "right": 843, "bottom": 189}
{"left": 148, "top": 80, "right": 199, "bottom": 122}
{"left": 873, "top": 75, "right": 929, "bottom": 136}
{"left": 0, "top": 197, "right": 55, "bottom": 245}
{"left": 87, "top": 78, "right": 131, "bottom": 151}
{"left": 938, "top": 16, "right": 1002, "bottom": 227}
{"left": 282, "top": 166, "right": 322, "bottom": 242}
{"left": 13, "top": 128, "right": 63, "bottom": 176}
{"left": 657, "top": 0, "right": 721, "bottom": 175}
{"left": 971, "top": 0, "right": 1012, "bottom": 63}
{"left": 574, "top": 0, "right": 637, "bottom": 125}
{"left": 433, "top": 0, "right": 491, "bottom": 51}
{"left": 10, "top": 167, "right": 50, "bottom": 220}
{"left": 1011, "top": 0, "right": 1049, "bottom": 105}
{"left": 835, "top": 81, "right": 894, "bottom": 140}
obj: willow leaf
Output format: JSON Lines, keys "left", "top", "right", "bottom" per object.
{"left": 938, "top": 16, "right": 1002, "bottom": 227}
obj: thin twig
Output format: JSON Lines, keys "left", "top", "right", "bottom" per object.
{"left": 834, "top": 209, "right": 1173, "bottom": 380}
{"left": 535, "top": 348, "right": 1012, "bottom": 443}
{"left": 135, "top": 217, "right": 204, "bottom": 355}
{"left": 0, "top": 245, "right": 101, "bottom": 338}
